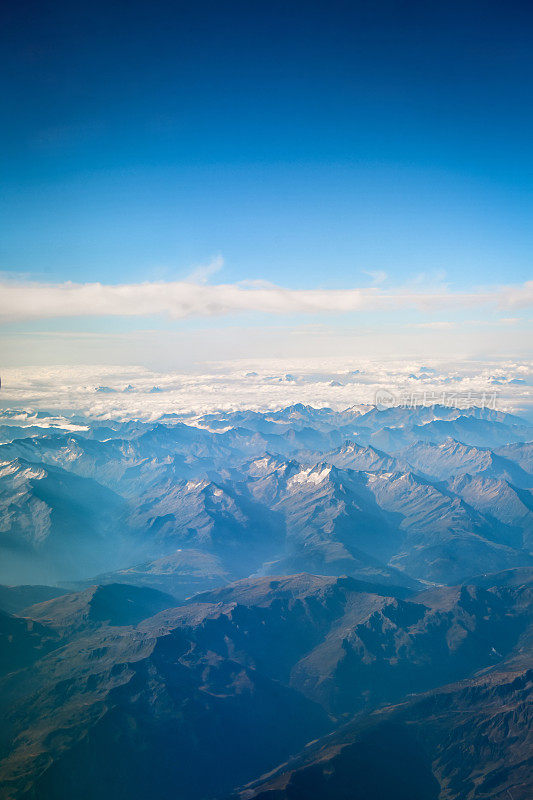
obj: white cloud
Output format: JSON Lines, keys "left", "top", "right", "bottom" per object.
{"left": 363, "top": 270, "right": 387, "bottom": 285}
{"left": 0, "top": 357, "right": 531, "bottom": 419}
{"left": 409, "top": 321, "right": 455, "bottom": 329}
{"left": 185, "top": 255, "right": 225, "bottom": 284}
{"left": 0, "top": 275, "right": 532, "bottom": 323}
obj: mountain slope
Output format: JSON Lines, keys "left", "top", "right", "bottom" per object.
{"left": 0, "top": 459, "right": 131, "bottom": 584}
{"left": 241, "top": 666, "right": 533, "bottom": 800}
{"left": 1, "top": 573, "right": 531, "bottom": 800}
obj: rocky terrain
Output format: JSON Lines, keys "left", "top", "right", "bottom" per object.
{"left": 0, "top": 403, "right": 531, "bottom": 799}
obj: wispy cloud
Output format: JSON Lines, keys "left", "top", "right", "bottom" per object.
{"left": 363, "top": 270, "right": 387, "bottom": 285}
{"left": 0, "top": 274, "right": 531, "bottom": 323}
{"left": 185, "top": 255, "right": 225, "bottom": 284}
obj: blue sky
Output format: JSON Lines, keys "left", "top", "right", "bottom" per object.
{"left": 1, "top": 0, "right": 532, "bottom": 365}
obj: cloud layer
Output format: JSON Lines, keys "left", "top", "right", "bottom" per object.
{"left": 0, "top": 277, "right": 532, "bottom": 322}
{"left": 1, "top": 358, "right": 531, "bottom": 420}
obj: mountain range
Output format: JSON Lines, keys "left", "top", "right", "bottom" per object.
{"left": 0, "top": 402, "right": 531, "bottom": 799}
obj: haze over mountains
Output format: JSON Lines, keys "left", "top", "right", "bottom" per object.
{"left": 1, "top": 403, "right": 531, "bottom": 591}
{"left": 0, "top": 402, "right": 532, "bottom": 799}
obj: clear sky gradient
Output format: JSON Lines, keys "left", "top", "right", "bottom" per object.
{"left": 1, "top": 0, "right": 532, "bottom": 366}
